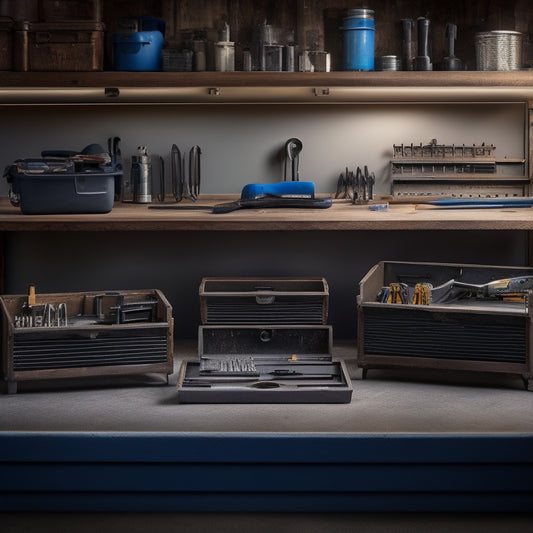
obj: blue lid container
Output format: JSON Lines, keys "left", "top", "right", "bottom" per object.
{"left": 341, "top": 8, "right": 375, "bottom": 71}
{"left": 112, "top": 30, "right": 164, "bottom": 71}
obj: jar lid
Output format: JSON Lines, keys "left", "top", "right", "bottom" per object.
{"left": 345, "top": 8, "right": 374, "bottom": 19}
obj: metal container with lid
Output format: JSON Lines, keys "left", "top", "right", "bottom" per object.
{"left": 475, "top": 30, "right": 522, "bottom": 71}
{"left": 341, "top": 8, "right": 375, "bottom": 71}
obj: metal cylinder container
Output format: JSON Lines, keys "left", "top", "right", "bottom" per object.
{"left": 131, "top": 148, "right": 152, "bottom": 203}
{"left": 475, "top": 31, "right": 522, "bottom": 71}
{"left": 341, "top": 8, "right": 375, "bottom": 71}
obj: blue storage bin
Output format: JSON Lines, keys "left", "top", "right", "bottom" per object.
{"left": 112, "top": 30, "right": 164, "bottom": 71}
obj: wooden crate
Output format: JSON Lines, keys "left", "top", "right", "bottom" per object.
{"left": 357, "top": 261, "right": 533, "bottom": 390}
{"left": 1, "top": 289, "right": 173, "bottom": 393}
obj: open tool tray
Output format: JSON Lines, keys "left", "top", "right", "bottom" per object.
{"left": 1, "top": 289, "right": 173, "bottom": 394}
{"left": 177, "top": 325, "right": 352, "bottom": 403}
{"left": 357, "top": 261, "right": 533, "bottom": 390}
{"left": 199, "top": 277, "right": 329, "bottom": 325}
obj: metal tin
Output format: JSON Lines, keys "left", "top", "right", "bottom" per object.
{"left": 375, "top": 55, "right": 401, "bottom": 71}
{"left": 475, "top": 30, "right": 522, "bottom": 71}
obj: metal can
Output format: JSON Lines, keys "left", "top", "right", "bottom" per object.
{"left": 341, "top": 8, "right": 375, "bottom": 71}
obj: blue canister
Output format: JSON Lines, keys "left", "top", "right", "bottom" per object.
{"left": 341, "top": 8, "right": 375, "bottom": 71}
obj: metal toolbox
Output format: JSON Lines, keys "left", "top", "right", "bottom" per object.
{"left": 199, "top": 277, "right": 329, "bottom": 325}
{"left": 177, "top": 325, "right": 353, "bottom": 403}
{"left": 1, "top": 289, "right": 174, "bottom": 394}
{"left": 357, "top": 261, "right": 533, "bottom": 390}
{"left": 14, "top": 21, "right": 104, "bottom": 71}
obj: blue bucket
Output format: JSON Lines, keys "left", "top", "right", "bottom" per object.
{"left": 112, "top": 30, "right": 164, "bottom": 71}
{"left": 341, "top": 9, "right": 375, "bottom": 71}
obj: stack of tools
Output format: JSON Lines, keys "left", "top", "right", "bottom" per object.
{"left": 335, "top": 166, "right": 375, "bottom": 204}
{"left": 177, "top": 277, "right": 353, "bottom": 403}
{"left": 171, "top": 144, "right": 201, "bottom": 202}
{"left": 13, "top": 285, "right": 67, "bottom": 328}
{"left": 376, "top": 275, "right": 533, "bottom": 305}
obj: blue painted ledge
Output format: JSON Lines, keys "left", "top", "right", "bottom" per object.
{"left": 1, "top": 432, "right": 532, "bottom": 512}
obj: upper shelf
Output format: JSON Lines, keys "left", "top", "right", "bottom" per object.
{"left": 2, "top": 71, "right": 533, "bottom": 104}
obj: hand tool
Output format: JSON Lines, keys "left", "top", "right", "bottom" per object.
{"left": 443, "top": 23, "right": 463, "bottom": 71}
{"left": 431, "top": 276, "right": 533, "bottom": 303}
{"left": 283, "top": 138, "right": 303, "bottom": 181}
{"left": 414, "top": 17, "right": 432, "bottom": 71}
{"left": 415, "top": 197, "right": 533, "bottom": 209}
{"left": 188, "top": 145, "right": 201, "bottom": 200}
{"left": 171, "top": 144, "right": 183, "bottom": 202}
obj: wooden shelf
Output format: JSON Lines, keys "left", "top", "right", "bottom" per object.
{"left": 3, "top": 196, "right": 533, "bottom": 232}
{"left": 2, "top": 71, "right": 533, "bottom": 104}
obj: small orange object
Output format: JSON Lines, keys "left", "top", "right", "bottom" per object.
{"left": 28, "top": 284, "right": 36, "bottom": 306}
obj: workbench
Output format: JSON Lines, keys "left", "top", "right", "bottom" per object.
{"left": 1, "top": 70, "right": 533, "bottom": 514}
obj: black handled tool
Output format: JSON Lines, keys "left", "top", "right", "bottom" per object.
{"left": 414, "top": 17, "right": 432, "bottom": 71}
{"left": 443, "top": 23, "right": 463, "bottom": 71}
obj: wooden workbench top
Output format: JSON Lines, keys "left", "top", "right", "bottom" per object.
{"left": 2, "top": 195, "right": 533, "bottom": 232}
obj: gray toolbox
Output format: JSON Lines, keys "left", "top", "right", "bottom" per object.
{"left": 199, "top": 277, "right": 329, "bottom": 325}
{"left": 357, "top": 261, "right": 533, "bottom": 390}
{"left": 177, "top": 325, "right": 353, "bottom": 403}
{"left": 4, "top": 143, "right": 122, "bottom": 214}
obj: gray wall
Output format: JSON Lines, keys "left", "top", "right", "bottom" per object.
{"left": 1, "top": 102, "right": 528, "bottom": 338}
{"left": 0, "top": 103, "right": 525, "bottom": 196}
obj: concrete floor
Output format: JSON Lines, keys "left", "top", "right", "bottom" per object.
{"left": 1, "top": 341, "right": 532, "bottom": 433}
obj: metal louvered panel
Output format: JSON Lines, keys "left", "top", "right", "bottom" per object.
{"left": 13, "top": 334, "right": 168, "bottom": 371}
{"left": 362, "top": 308, "right": 527, "bottom": 364}
{"left": 205, "top": 296, "right": 325, "bottom": 324}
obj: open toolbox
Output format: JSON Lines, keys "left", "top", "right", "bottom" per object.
{"left": 1, "top": 289, "right": 173, "bottom": 393}
{"left": 357, "top": 261, "right": 533, "bottom": 390}
{"left": 199, "top": 277, "right": 329, "bottom": 325}
{"left": 177, "top": 325, "right": 353, "bottom": 403}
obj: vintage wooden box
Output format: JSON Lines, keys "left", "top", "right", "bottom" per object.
{"left": 199, "top": 277, "right": 329, "bottom": 325}
{"left": 177, "top": 325, "right": 353, "bottom": 403}
{"left": 357, "top": 261, "right": 533, "bottom": 390}
{"left": 1, "top": 289, "right": 173, "bottom": 393}
{"left": 14, "top": 21, "right": 104, "bottom": 71}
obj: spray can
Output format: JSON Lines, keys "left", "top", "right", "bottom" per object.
{"left": 341, "top": 8, "right": 375, "bottom": 71}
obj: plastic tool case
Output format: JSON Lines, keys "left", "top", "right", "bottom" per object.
{"left": 177, "top": 325, "right": 353, "bottom": 403}
{"left": 5, "top": 152, "right": 121, "bottom": 214}
{"left": 1, "top": 289, "right": 174, "bottom": 394}
{"left": 357, "top": 261, "right": 533, "bottom": 390}
{"left": 199, "top": 277, "right": 329, "bottom": 325}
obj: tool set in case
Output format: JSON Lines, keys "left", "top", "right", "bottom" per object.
{"left": 177, "top": 325, "right": 352, "bottom": 403}
{"left": 4, "top": 143, "right": 122, "bottom": 214}
{"left": 1, "top": 289, "right": 173, "bottom": 394}
{"left": 178, "top": 276, "right": 352, "bottom": 403}
{"left": 357, "top": 261, "right": 533, "bottom": 390}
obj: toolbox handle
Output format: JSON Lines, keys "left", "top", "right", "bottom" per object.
{"left": 254, "top": 286, "right": 275, "bottom": 305}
